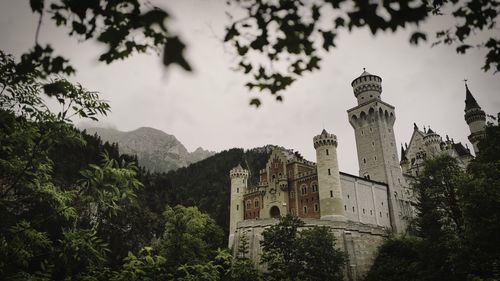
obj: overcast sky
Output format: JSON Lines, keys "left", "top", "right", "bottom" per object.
{"left": 1, "top": 0, "right": 499, "bottom": 175}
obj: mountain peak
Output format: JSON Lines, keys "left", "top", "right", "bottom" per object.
{"left": 82, "top": 126, "right": 215, "bottom": 172}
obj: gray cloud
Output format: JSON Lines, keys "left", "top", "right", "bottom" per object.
{"left": 0, "top": 0, "right": 498, "bottom": 173}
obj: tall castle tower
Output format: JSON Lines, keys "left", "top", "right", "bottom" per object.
{"left": 464, "top": 83, "right": 486, "bottom": 154}
{"left": 229, "top": 164, "right": 248, "bottom": 248}
{"left": 347, "top": 70, "right": 405, "bottom": 232}
{"left": 313, "top": 130, "right": 346, "bottom": 221}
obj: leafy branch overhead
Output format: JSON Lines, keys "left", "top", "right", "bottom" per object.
{"left": 25, "top": 0, "right": 192, "bottom": 78}
{"left": 24, "top": 0, "right": 499, "bottom": 108}
{"left": 224, "top": 0, "right": 499, "bottom": 106}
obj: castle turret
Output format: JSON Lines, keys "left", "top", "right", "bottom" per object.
{"left": 347, "top": 69, "right": 406, "bottom": 232}
{"left": 423, "top": 127, "right": 442, "bottom": 156}
{"left": 351, "top": 69, "right": 382, "bottom": 105}
{"left": 464, "top": 83, "right": 486, "bottom": 154}
{"left": 313, "top": 129, "right": 346, "bottom": 221}
{"left": 228, "top": 164, "right": 248, "bottom": 248}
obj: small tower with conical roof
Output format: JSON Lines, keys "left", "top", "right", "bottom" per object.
{"left": 313, "top": 129, "right": 346, "bottom": 221}
{"left": 423, "top": 127, "right": 442, "bottom": 156}
{"left": 464, "top": 82, "right": 486, "bottom": 154}
{"left": 228, "top": 164, "right": 248, "bottom": 248}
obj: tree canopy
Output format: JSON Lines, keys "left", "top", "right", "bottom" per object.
{"left": 365, "top": 124, "right": 500, "bottom": 281}
{"left": 260, "top": 215, "right": 346, "bottom": 281}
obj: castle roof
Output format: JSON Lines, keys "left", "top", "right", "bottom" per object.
{"left": 360, "top": 70, "right": 372, "bottom": 76}
{"left": 465, "top": 83, "right": 480, "bottom": 111}
{"left": 453, "top": 142, "right": 471, "bottom": 156}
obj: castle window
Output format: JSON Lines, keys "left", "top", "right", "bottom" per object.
{"left": 314, "top": 204, "right": 319, "bottom": 212}
{"left": 361, "top": 130, "right": 364, "bottom": 135}
{"left": 303, "top": 206, "right": 308, "bottom": 214}
{"left": 381, "top": 202, "right": 384, "bottom": 206}
{"left": 326, "top": 149, "right": 329, "bottom": 155}
{"left": 301, "top": 185, "right": 307, "bottom": 195}
{"left": 328, "top": 168, "right": 331, "bottom": 175}
{"left": 255, "top": 199, "right": 259, "bottom": 208}
{"left": 237, "top": 188, "right": 239, "bottom": 193}
{"left": 311, "top": 183, "right": 318, "bottom": 192}
{"left": 347, "top": 194, "right": 350, "bottom": 199}
{"left": 398, "top": 178, "right": 401, "bottom": 184}
{"left": 370, "top": 127, "right": 373, "bottom": 132}
{"left": 290, "top": 191, "right": 295, "bottom": 198}
{"left": 330, "top": 190, "right": 333, "bottom": 197}
{"left": 380, "top": 212, "right": 382, "bottom": 217}
{"left": 363, "top": 208, "right": 366, "bottom": 214}
{"left": 237, "top": 205, "right": 239, "bottom": 210}
{"left": 246, "top": 200, "right": 251, "bottom": 209}
{"left": 363, "top": 158, "right": 366, "bottom": 164}
{"left": 372, "top": 141, "right": 374, "bottom": 147}
{"left": 353, "top": 206, "right": 355, "bottom": 212}
{"left": 370, "top": 210, "right": 373, "bottom": 215}
{"left": 374, "top": 156, "right": 377, "bottom": 161}
{"left": 344, "top": 205, "right": 347, "bottom": 211}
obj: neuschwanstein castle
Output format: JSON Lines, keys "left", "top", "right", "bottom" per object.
{"left": 228, "top": 70, "right": 487, "bottom": 279}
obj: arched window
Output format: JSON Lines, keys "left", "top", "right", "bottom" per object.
{"left": 301, "top": 184, "right": 307, "bottom": 195}
{"left": 303, "top": 206, "right": 308, "bottom": 214}
{"left": 311, "top": 182, "right": 318, "bottom": 192}
{"left": 254, "top": 199, "right": 259, "bottom": 208}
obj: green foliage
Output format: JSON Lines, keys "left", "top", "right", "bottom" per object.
{"left": 160, "top": 205, "right": 224, "bottom": 272}
{"left": 225, "top": 0, "right": 499, "bottom": 106}
{"left": 366, "top": 124, "right": 500, "bottom": 281}
{"left": 231, "top": 233, "right": 260, "bottom": 281}
{"left": 260, "top": 215, "right": 345, "bottom": 281}
{"left": 461, "top": 125, "right": 500, "bottom": 279}
{"left": 365, "top": 236, "right": 422, "bottom": 281}
{"left": 111, "top": 247, "right": 168, "bottom": 281}
{"left": 139, "top": 147, "right": 271, "bottom": 243}
{"left": 0, "top": 49, "right": 144, "bottom": 280}
{"left": 23, "top": 0, "right": 191, "bottom": 79}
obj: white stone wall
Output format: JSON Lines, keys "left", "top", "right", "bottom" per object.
{"left": 340, "top": 174, "right": 391, "bottom": 228}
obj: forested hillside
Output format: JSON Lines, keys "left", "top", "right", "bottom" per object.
{"left": 48, "top": 128, "right": 272, "bottom": 261}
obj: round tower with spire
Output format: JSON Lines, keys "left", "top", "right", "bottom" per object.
{"left": 228, "top": 164, "right": 248, "bottom": 248}
{"left": 464, "top": 82, "right": 486, "bottom": 155}
{"left": 313, "top": 129, "right": 346, "bottom": 221}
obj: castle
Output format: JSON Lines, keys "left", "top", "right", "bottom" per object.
{"left": 228, "top": 70, "right": 487, "bottom": 279}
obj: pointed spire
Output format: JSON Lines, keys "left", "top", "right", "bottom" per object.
{"left": 413, "top": 123, "right": 418, "bottom": 130}
{"left": 400, "top": 144, "right": 407, "bottom": 162}
{"left": 465, "top": 81, "right": 480, "bottom": 111}
{"left": 321, "top": 128, "right": 328, "bottom": 135}
{"left": 427, "top": 127, "right": 434, "bottom": 134}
